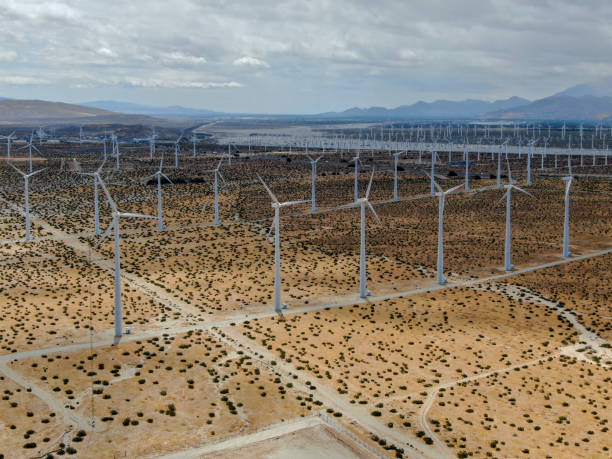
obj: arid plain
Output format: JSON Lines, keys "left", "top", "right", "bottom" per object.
{"left": 0, "top": 137, "right": 610, "bottom": 459}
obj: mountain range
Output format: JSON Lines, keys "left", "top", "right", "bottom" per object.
{"left": 1, "top": 78, "right": 611, "bottom": 123}
{"left": 324, "top": 96, "right": 530, "bottom": 119}
{"left": 81, "top": 101, "right": 219, "bottom": 118}
{"left": 0, "top": 99, "right": 158, "bottom": 125}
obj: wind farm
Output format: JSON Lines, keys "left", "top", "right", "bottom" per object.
{"left": 0, "top": 1, "right": 611, "bottom": 457}
{"left": 0, "top": 120, "right": 609, "bottom": 459}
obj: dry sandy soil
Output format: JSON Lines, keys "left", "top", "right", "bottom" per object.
{"left": 0, "top": 143, "right": 609, "bottom": 458}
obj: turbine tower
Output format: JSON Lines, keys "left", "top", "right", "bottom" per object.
{"left": 96, "top": 177, "right": 155, "bottom": 337}
{"left": 562, "top": 175, "right": 573, "bottom": 258}
{"left": 428, "top": 173, "right": 462, "bottom": 284}
{"left": 204, "top": 159, "right": 225, "bottom": 225}
{"left": 227, "top": 142, "right": 233, "bottom": 166}
{"left": 496, "top": 164, "right": 533, "bottom": 271}
{"left": 145, "top": 154, "right": 173, "bottom": 230}
{"left": 173, "top": 134, "right": 183, "bottom": 169}
{"left": 147, "top": 129, "right": 157, "bottom": 160}
{"left": 257, "top": 174, "right": 310, "bottom": 312}
{"left": 350, "top": 152, "right": 361, "bottom": 202}
{"left": 19, "top": 133, "right": 40, "bottom": 173}
{"left": 392, "top": 150, "right": 404, "bottom": 201}
{"left": 80, "top": 161, "right": 106, "bottom": 236}
{"left": 341, "top": 170, "right": 381, "bottom": 298}
{"left": 2, "top": 131, "right": 16, "bottom": 160}
{"left": 9, "top": 163, "right": 47, "bottom": 241}
{"left": 305, "top": 154, "right": 323, "bottom": 212}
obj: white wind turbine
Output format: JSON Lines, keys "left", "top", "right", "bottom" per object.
{"left": 2, "top": 131, "right": 16, "bottom": 160}
{"left": 19, "top": 132, "right": 40, "bottom": 173}
{"left": 96, "top": 176, "right": 155, "bottom": 337}
{"left": 305, "top": 154, "right": 323, "bottom": 212}
{"left": 147, "top": 130, "right": 157, "bottom": 160}
{"left": 204, "top": 158, "right": 225, "bottom": 225}
{"left": 391, "top": 150, "right": 404, "bottom": 201}
{"left": 257, "top": 174, "right": 310, "bottom": 312}
{"left": 427, "top": 173, "right": 462, "bottom": 284}
{"left": 340, "top": 169, "right": 381, "bottom": 298}
{"left": 111, "top": 133, "right": 120, "bottom": 170}
{"left": 430, "top": 144, "right": 438, "bottom": 196}
{"left": 464, "top": 146, "right": 471, "bottom": 192}
{"left": 191, "top": 133, "right": 198, "bottom": 158}
{"left": 227, "top": 142, "right": 233, "bottom": 166}
{"left": 350, "top": 151, "right": 361, "bottom": 202}
{"left": 173, "top": 134, "right": 183, "bottom": 169}
{"left": 145, "top": 153, "right": 173, "bottom": 230}
{"left": 80, "top": 160, "right": 106, "bottom": 236}
{"left": 495, "top": 162, "right": 533, "bottom": 271}
{"left": 562, "top": 174, "right": 574, "bottom": 258}
{"left": 9, "top": 162, "right": 47, "bottom": 241}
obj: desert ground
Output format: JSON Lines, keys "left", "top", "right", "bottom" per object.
{"left": 0, "top": 129, "right": 609, "bottom": 458}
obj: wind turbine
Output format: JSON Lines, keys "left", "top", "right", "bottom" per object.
{"left": 145, "top": 154, "right": 173, "bottom": 230}
{"left": 350, "top": 151, "right": 361, "bottom": 202}
{"left": 495, "top": 162, "right": 533, "bottom": 271}
{"left": 111, "top": 133, "right": 120, "bottom": 170}
{"left": 227, "top": 142, "right": 233, "bottom": 166}
{"left": 80, "top": 160, "right": 106, "bottom": 236}
{"left": 147, "top": 130, "right": 157, "bottom": 160}
{"left": 191, "top": 133, "right": 198, "bottom": 158}
{"left": 19, "top": 133, "right": 40, "bottom": 173}
{"left": 204, "top": 159, "right": 225, "bottom": 225}
{"left": 340, "top": 170, "right": 381, "bottom": 297}
{"left": 427, "top": 173, "right": 462, "bottom": 284}
{"left": 9, "top": 162, "right": 47, "bottom": 241}
{"left": 257, "top": 174, "right": 310, "bottom": 312}
{"left": 173, "top": 134, "right": 183, "bottom": 169}
{"left": 562, "top": 175, "right": 573, "bottom": 258}
{"left": 306, "top": 154, "right": 323, "bottom": 212}
{"left": 391, "top": 150, "right": 404, "bottom": 201}
{"left": 2, "top": 131, "right": 16, "bottom": 160}
{"left": 464, "top": 147, "right": 470, "bottom": 192}
{"left": 96, "top": 176, "right": 155, "bottom": 337}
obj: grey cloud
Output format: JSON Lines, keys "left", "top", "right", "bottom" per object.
{"left": 0, "top": 0, "right": 610, "bottom": 113}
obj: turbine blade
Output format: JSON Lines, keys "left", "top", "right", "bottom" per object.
{"left": 96, "top": 160, "right": 106, "bottom": 174}
{"left": 218, "top": 171, "right": 226, "bottom": 183}
{"left": 161, "top": 173, "right": 173, "bottom": 184}
{"left": 27, "top": 167, "right": 47, "bottom": 177}
{"left": 118, "top": 212, "right": 156, "bottom": 219}
{"left": 256, "top": 173, "right": 279, "bottom": 203}
{"left": 305, "top": 154, "right": 314, "bottom": 162}
{"left": 365, "top": 168, "right": 375, "bottom": 199}
{"left": 511, "top": 185, "right": 534, "bottom": 198}
{"left": 425, "top": 171, "right": 443, "bottom": 193}
{"left": 280, "top": 199, "right": 310, "bottom": 207}
{"left": 8, "top": 162, "right": 25, "bottom": 176}
{"left": 366, "top": 201, "right": 382, "bottom": 225}
{"left": 94, "top": 221, "right": 114, "bottom": 250}
{"left": 338, "top": 201, "right": 360, "bottom": 210}
{"left": 445, "top": 184, "right": 463, "bottom": 194}
{"left": 216, "top": 158, "right": 224, "bottom": 170}
{"left": 97, "top": 176, "right": 118, "bottom": 212}
{"left": 493, "top": 191, "right": 508, "bottom": 208}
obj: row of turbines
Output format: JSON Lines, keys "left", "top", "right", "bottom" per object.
{"left": 4, "top": 138, "right": 589, "bottom": 338}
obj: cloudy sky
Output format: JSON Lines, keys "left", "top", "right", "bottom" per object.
{"left": 1, "top": 0, "right": 611, "bottom": 113}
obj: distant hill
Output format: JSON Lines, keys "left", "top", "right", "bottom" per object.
{"left": 82, "top": 100, "right": 220, "bottom": 118}
{"left": 485, "top": 95, "right": 612, "bottom": 120}
{"left": 321, "top": 97, "right": 530, "bottom": 119}
{"left": 554, "top": 77, "right": 612, "bottom": 98}
{"left": 0, "top": 99, "right": 160, "bottom": 126}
